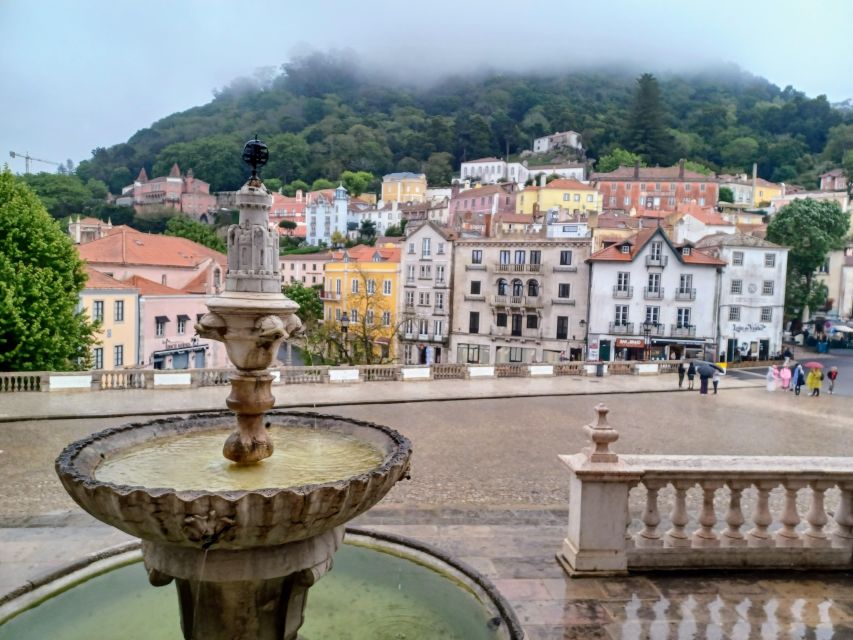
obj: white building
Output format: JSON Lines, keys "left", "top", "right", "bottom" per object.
{"left": 400, "top": 222, "right": 455, "bottom": 364}
{"left": 694, "top": 233, "right": 789, "bottom": 361}
{"left": 532, "top": 131, "right": 583, "bottom": 154}
{"left": 305, "top": 184, "right": 348, "bottom": 246}
{"left": 280, "top": 252, "right": 332, "bottom": 287}
{"left": 459, "top": 157, "right": 585, "bottom": 186}
{"left": 587, "top": 227, "right": 724, "bottom": 362}
{"left": 347, "top": 201, "right": 402, "bottom": 237}
{"left": 525, "top": 163, "right": 585, "bottom": 183}
{"left": 672, "top": 209, "right": 736, "bottom": 244}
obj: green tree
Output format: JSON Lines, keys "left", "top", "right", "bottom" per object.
{"left": 340, "top": 170, "right": 374, "bottom": 196}
{"left": 311, "top": 178, "right": 336, "bottom": 191}
{"left": 283, "top": 179, "right": 310, "bottom": 196}
{"left": 266, "top": 133, "right": 310, "bottom": 184}
{"left": 822, "top": 124, "right": 853, "bottom": 163}
{"left": 596, "top": 148, "right": 645, "bottom": 173}
{"left": 264, "top": 178, "right": 283, "bottom": 193}
{"left": 627, "top": 74, "right": 672, "bottom": 165}
{"left": 330, "top": 230, "right": 346, "bottom": 247}
{"left": 278, "top": 219, "right": 297, "bottom": 235}
{"left": 359, "top": 219, "right": 376, "bottom": 242}
{"left": 283, "top": 281, "right": 323, "bottom": 326}
{"left": 21, "top": 173, "right": 94, "bottom": 219}
{"left": 843, "top": 150, "right": 853, "bottom": 198}
{"left": 423, "top": 152, "right": 453, "bottom": 186}
{"left": 718, "top": 187, "right": 734, "bottom": 203}
{"left": 721, "top": 137, "right": 759, "bottom": 172}
{"left": 682, "top": 160, "right": 714, "bottom": 175}
{"left": 766, "top": 199, "right": 849, "bottom": 320}
{"left": 165, "top": 215, "right": 226, "bottom": 252}
{"left": 0, "top": 171, "right": 97, "bottom": 371}
{"left": 384, "top": 223, "right": 403, "bottom": 237}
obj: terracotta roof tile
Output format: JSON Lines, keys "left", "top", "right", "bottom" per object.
{"left": 83, "top": 266, "right": 138, "bottom": 290}
{"left": 123, "top": 274, "right": 188, "bottom": 296}
{"left": 78, "top": 227, "right": 226, "bottom": 269}
{"left": 592, "top": 166, "right": 714, "bottom": 181}
{"left": 588, "top": 227, "right": 724, "bottom": 265}
{"left": 329, "top": 244, "right": 401, "bottom": 263}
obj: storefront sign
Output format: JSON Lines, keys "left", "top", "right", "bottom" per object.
{"left": 731, "top": 323, "right": 766, "bottom": 333}
{"left": 616, "top": 338, "right": 645, "bottom": 348}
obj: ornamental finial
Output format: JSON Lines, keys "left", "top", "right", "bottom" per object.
{"left": 241, "top": 135, "right": 269, "bottom": 183}
{"left": 583, "top": 403, "right": 620, "bottom": 463}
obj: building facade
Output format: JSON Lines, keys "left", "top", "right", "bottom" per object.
{"left": 69, "top": 216, "right": 113, "bottom": 244}
{"left": 118, "top": 165, "right": 217, "bottom": 221}
{"left": 450, "top": 184, "right": 517, "bottom": 218}
{"left": 820, "top": 169, "right": 849, "bottom": 193}
{"left": 694, "top": 233, "right": 789, "bottom": 361}
{"left": 305, "top": 185, "right": 348, "bottom": 246}
{"left": 381, "top": 172, "right": 427, "bottom": 204}
{"left": 80, "top": 267, "right": 139, "bottom": 370}
{"left": 587, "top": 228, "right": 724, "bottom": 362}
{"left": 532, "top": 131, "right": 583, "bottom": 154}
{"left": 348, "top": 202, "right": 402, "bottom": 237}
{"left": 400, "top": 222, "right": 455, "bottom": 364}
{"left": 593, "top": 162, "right": 719, "bottom": 213}
{"left": 280, "top": 252, "right": 332, "bottom": 287}
{"left": 516, "top": 179, "right": 602, "bottom": 217}
{"left": 450, "top": 236, "right": 591, "bottom": 364}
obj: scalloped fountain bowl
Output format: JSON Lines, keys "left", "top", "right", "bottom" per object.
{"left": 55, "top": 411, "right": 413, "bottom": 640}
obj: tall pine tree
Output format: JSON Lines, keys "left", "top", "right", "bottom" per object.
{"left": 627, "top": 73, "right": 672, "bottom": 166}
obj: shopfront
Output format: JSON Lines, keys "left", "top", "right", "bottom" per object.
{"left": 152, "top": 342, "right": 207, "bottom": 370}
{"left": 615, "top": 338, "right": 646, "bottom": 361}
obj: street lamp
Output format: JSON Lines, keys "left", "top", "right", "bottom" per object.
{"left": 641, "top": 321, "right": 655, "bottom": 361}
{"left": 340, "top": 312, "right": 350, "bottom": 362}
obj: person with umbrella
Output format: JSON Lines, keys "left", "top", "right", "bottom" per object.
{"left": 805, "top": 362, "right": 824, "bottom": 397}
{"left": 695, "top": 361, "right": 724, "bottom": 396}
{"left": 792, "top": 362, "right": 806, "bottom": 396}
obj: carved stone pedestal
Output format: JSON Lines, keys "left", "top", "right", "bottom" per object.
{"left": 224, "top": 373, "right": 275, "bottom": 463}
{"left": 143, "top": 526, "right": 345, "bottom": 640}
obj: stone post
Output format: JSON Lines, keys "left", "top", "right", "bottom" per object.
{"left": 557, "top": 404, "right": 642, "bottom": 576}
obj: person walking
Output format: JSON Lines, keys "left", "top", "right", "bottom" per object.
{"left": 793, "top": 363, "right": 805, "bottom": 396}
{"left": 828, "top": 366, "right": 838, "bottom": 395}
{"left": 677, "top": 360, "right": 686, "bottom": 389}
{"left": 699, "top": 369, "right": 710, "bottom": 395}
{"left": 712, "top": 370, "right": 722, "bottom": 394}
{"left": 766, "top": 366, "right": 776, "bottom": 392}
{"left": 686, "top": 362, "right": 696, "bottom": 390}
{"left": 779, "top": 365, "right": 791, "bottom": 390}
{"left": 782, "top": 347, "right": 793, "bottom": 366}
{"left": 807, "top": 368, "right": 822, "bottom": 397}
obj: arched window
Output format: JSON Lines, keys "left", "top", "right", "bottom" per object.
{"left": 497, "top": 278, "right": 508, "bottom": 296}
{"left": 527, "top": 279, "right": 539, "bottom": 297}
{"left": 512, "top": 279, "right": 523, "bottom": 297}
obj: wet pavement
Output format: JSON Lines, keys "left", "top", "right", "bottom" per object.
{"left": 1, "top": 381, "right": 852, "bottom": 638}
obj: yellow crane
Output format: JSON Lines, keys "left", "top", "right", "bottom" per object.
{"left": 9, "top": 150, "right": 60, "bottom": 174}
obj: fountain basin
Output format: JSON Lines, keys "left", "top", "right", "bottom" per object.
{"left": 56, "top": 411, "right": 412, "bottom": 550}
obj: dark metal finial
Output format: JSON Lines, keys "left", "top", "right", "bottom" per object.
{"left": 241, "top": 136, "right": 269, "bottom": 182}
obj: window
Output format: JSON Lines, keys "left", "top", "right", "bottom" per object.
{"left": 623, "top": 196, "right": 631, "bottom": 206}
{"left": 556, "top": 316, "right": 569, "bottom": 340}
{"left": 514, "top": 250, "right": 525, "bottom": 264}
{"left": 336, "top": 279, "right": 342, "bottom": 294}
{"left": 617, "top": 272, "right": 630, "bottom": 291}
{"left": 471, "top": 250, "right": 483, "bottom": 264}
{"left": 645, "top": 306, "right": 660, "bottom": 324}
{"left": 765, "top": 253, "right": 776, "bottom": 268}
{"left": 113, "top": 345, "right": 123, "bottom": 368}
{"left": 382, "top": 311, "right": 391, "bottom": 326}
{"left": 408, "top": 243, "right": 415, "bottom": 254}
{"left": 762, "top": 281, "right": 774, "bottom": 295}
{"left": 366, "top": 279, "right": 376, "bottom": 294}
{"left": 729, "top": 306, "right": 741, "bottom": 321}
{"left": 436, "top": 265, "right": 445, "bottom": 283}
{"left": 161, "top": 275, "right": 167, "bottom": 285}
{"left": 114, "top": 300, "right": 124, "bottom": 322}
{"left": 529, "top": 250, "right": 541, "bottom": 265}
{"left": 563, "top": 193, "right": 570, "bottom": 201}
{"left": 587, "top": 194, "right": 594, "bottom": 203}
{"left": 732, "top": 251, "right": 744, "bottom": 266}
{"left": 615, "top": 305, "right": 629, "bottom": 325}
{"left": 155, "top": 318, "right": 166, "bottom": 337}
{"left": 458, "top": 343, "right": 489, "bottom": 364}
{"left": 655, "top": 183, "right": 661, "bottom": 191}
{"left": 573, "top": 193, "right": 580, "bottom": 202}
{"left": 336, "top": 308, "right": 341, "bottom": 321}
{"left": 469, "top": 312, "right": 480, "bottom": 334}
{"left": 177, "top": 317, "right": 186, "bottom": 334}
{"left": 620, "top": 245, "right": 630, "bottom": 254}
{"left": 650, "top": 241, "right": 662, "bottom": 260}
{"left": 700, "top": 183, "right": 706, "bottom": 192}
{"left": 435, "top": 292, "right": 444, "bottom": 310}
{"left": 419, "top": 264, "right": 432, "bottom": 278}
{"left": 526, "top": 315, "right": 538, "bottom": 329}
{"left": 383, "top": 280, "right": 392, "bottom": 295}
{"left": 527, "top": 280, "right": 539, "bottom": 296}
{"left": 437, "top": 243, "right": 445, "bottom": 255}
{"left": 512, "top": 279, "right": 523, "bottom": 297}
{"left": 421, "top": 238, "right": 431, "bottom": 257}
{"left": 558, "top": 283, "right": 571, "bottom": 298}
{"left": 418, "top": 291, "right": 430, "bottom": 306}
{"left": 559, "top": 250, "right": 573, "bottom": 266}
{"left": 647, "top": 273, "right": 661, "bottom": 292}
{"left": 93, "top": 300, "right": 104, "bottom": 323}
{"left": 405, "top": 291, "right": 414, "bottom": 306}
{"left": 698, "top": 198, "right": 705, "bottom": 206}
{"left": 352, "top": 279, "right": 359, "bottom": 293}
{"left": 93, "top": 347, "right": 104, "bottom": 370}
{"left": 676, "top": 308, "right": 691, "bottom": 328}
{"left": 497, "top": 278, "right": 508, "bottom": 295}
{"left": 367, "top": 310, "right": 375, "bottom": 325}
{"left": 434, "top": 319, "right": 443, "bottom": 335}
{"left": 471, "top": 281, "right": 481, "bottom": 295}
{"left": 499, "top": 250, "right": 510, "bottom": 265}
{"left": 610, "top": 197, "right": 617, "bottom": 206}
{"left": 496, "top": 313, "right": 507, "bottom": 327}
{"left": 407, "top": 264, "right": 416, "bottom": 281}
{"left": 761, "top": 307, "right": 773, "bottom": 322}
{"left": 731, "top": 279, "right": 743, "bottom": 294}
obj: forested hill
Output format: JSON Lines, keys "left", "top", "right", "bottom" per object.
{"left": 75, "top": 54, "right": 853, "bottom": 194}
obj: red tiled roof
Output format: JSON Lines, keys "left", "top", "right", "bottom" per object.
{"left": 329, "top": 244, "right": 401, "bottom": 263}
{"left": 123, "top": 274, "right": 188, "bottom": 296}
{"left": 588, "top": 227, "right": 724, "bottom": 265}
{"left": 682, "top": 209, "right": 730, "bottom": 226}
{"left": 592, "top": 166, "right": 714, "bottom": 181}
{"left": 77, "top": 217, "right": 105, "bottom": 225}
{"left": 494, "top": 212, "right": 533, "bottom": 223}
{"left": 78, "top": 227, "right": 226, "bottom": 269}
{"left": 454, "top": 184, "right": 512, "bottom": 199}
{"left": 83, "top": 266, "right": 138, "bottom": 290}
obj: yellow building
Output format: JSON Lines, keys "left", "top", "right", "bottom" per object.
{"left": 516, "top": 179, "right": 602, "bottom": 215}
{"left": 323, "top": 243, "right": 402, "bottom": 362}
{"left": 381, "top": 172, "right": 427, "bottom": 204}
{"left": 80, "top": 267, "right": 139, "bottom": 369}
{"left": 753, "top": 178, "right": 782, "bottom": 207}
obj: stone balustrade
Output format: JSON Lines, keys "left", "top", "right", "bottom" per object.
{"left": 0, "top": 360, "right": 685, "bottom": 393}
{"left": 558, "top": 404, "right": 853, "bottom": 576}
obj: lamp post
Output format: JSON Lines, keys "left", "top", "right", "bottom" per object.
{"left": 641, "top": 321, "right": 655, "bottom": 361}
{"left": 578, "top": 319, "right": 587, "bottom": 361}
{"left": 340, "top": 312, "right": 350, "bottom": 363}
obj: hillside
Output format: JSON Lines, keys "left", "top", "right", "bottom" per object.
{"left": 74, "top": 53, "right": 853, "bottom": 193}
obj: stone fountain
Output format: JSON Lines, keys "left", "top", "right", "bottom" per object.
{"left": 56, "top": 139, "right": 412, "bottom": 640}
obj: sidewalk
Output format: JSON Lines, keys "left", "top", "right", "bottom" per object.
{"left": 0, "top": 373, "right": 763, "bottom": 422}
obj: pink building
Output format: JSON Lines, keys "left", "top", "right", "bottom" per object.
{"left": 119, "top": 164, "right": 217, "bottom": 222}
{"left": 280, "top": 252, "right": 332, "bottom": 287}
{"left": 820, "top": 168, "right": 849, "bottom": 193}
{"left": 128, "top": 276, "right": 228, "bottom": 369}
{"left": 449, "top": 184, "right": 517, "bottom": 218}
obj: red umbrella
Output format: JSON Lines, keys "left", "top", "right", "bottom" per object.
{"left": 803, "top": 361, "right": 824, "bottom": 368}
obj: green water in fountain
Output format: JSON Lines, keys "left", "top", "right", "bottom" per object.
{"left": 0, "top": 543, "right": 500, "bottom": 640}
{"left": 96, "top": 425, "right": 384, "bottom": 491}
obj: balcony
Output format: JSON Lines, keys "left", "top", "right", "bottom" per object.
{"left": 551, "top": 297, "right": 576, "bottom": 306}
{"left": 612, "top": 286, "right": 633, "bottom": 299}
{"left": 645, "top": 255, "right": 669, "bottom": 267}
{"left": 494, "top": 262, "right": 542, "bottom": 274}
{"left": 433, "top": 306, "right": 449, "bottom": 315}
{"left": 320, "top": 291, "right": 341, "bottom": 301}
{"left": 465, "top": 263, "right": 487, "bottom": 271}
{"left": 609, "top": 322, "right": 635, "bottom": 334}
{"left": 434, "top": 279, "right": 449, "bottom": 288}
{"left": 491, "top": 294, "right": 542, "bottom": 308}
{"left": 464, "top": 294, "right": 486, "bottom": 302}
{"left": 643, "top": 287, "right": 664, "bottom": 300}
{"left": 670, "top": 324, "right": 696, "bottom": 337}
{"left": 431, "top": 334, "right": 448, "bottom": 343}
{"left": 552, "top": 265, "right": 578, "bottom": 273}
{"left": 417, "top": 333, "right": 430, "bottom": 341}
{"left": 675, "top": 288, "right": 696, "bottom": 301}
{"left": 641, "top": 322, "right": 665, "bottom": 336}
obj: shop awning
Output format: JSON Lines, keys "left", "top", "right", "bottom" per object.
{"left": 651, "top": 338, "right": 710, "bottom": 346}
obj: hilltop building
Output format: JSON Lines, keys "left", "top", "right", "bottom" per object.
{"left": 118, "top": 165, "right": 217, "bottom": 221}
{"left": 593, "top": 161, "right": 719, "bottom": 213}
{"left": 381, "top": 172, "right": 427, "bottom": 204}
{"left": 820, "top": 168, "right": 849, "bottom": 193}
{"left": 532, "top": 131, "right": 583, "bottom": 154}
{"left": 68, "top": 216, "right": 113, "bottom": 244}
{"left": 459, "top": 158, "right": 585, "bottom": 186}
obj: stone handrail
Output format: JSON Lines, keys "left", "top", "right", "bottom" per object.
{"left": 557, "top": 404, "right": 853, "bottom": 576}
{"left": 0, "top": 359, "right": 680, "bottom": 392}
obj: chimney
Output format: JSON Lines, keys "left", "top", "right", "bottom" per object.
{"left": 678, "top": 159, "right": 685, "bottom": 179}
{"left": 539, "top": 174, "right": 546, "bottom": 187}
{"left": 634, "top": 159, "right": 640, "bottom": 179}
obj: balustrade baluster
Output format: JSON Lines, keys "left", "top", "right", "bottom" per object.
{"left": 625, "top": 481, "right": 638, "bottom": 550}
{"left": 775, "top": 481, "right": 804, "bottom": 547}
{"left": 748, "top": 482, "right": 774, "bottom": 547}
{"left": 721, "top": 481, "right": 747, "bottom": 547}
{"left": 691, "top": 481, "right": 721, "bottom": 547}
{"left": 804, "top": 481, "right": 831, "bottom": 548}
{"left": 635, "top": 480, "right": 664, "bottom": 548}
{"left": 665, "top": 481, "right": 691, "bottom": 547}
{"left": 832, "top": 482, "right": 853, "bottom": 549}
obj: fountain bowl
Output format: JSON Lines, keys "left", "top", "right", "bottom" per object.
{"left": 56, "top": 411, "right": 412, "bottom": 550}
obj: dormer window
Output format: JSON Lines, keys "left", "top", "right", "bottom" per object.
{"left": 683, "top": 247, "right": 691, "bottom": 256}
{"left": 373, "top": 254, "right": 381, "bottom": 262}
{"left": 620, "top": 245, "right": 630, "bottom": 254}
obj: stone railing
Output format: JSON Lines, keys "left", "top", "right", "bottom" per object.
{"left": 0, "top": 359, "right": 679, "bottom": 393}
{"left": 557, "top": 404, "right": 853, "bottom": 576}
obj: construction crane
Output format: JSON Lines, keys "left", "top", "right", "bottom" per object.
{"left": 9, "top": 151, "right": 61, "bottom": 174}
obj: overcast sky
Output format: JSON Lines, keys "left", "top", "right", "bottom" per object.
{"left": 2, "top": 0, "right": 851, "bottom": 170}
